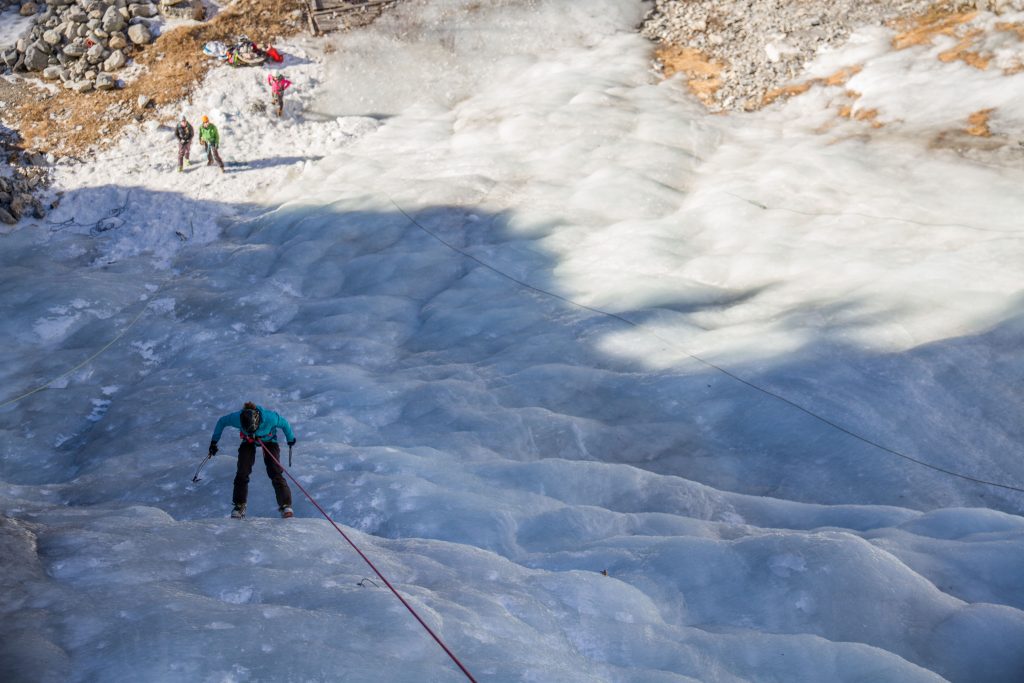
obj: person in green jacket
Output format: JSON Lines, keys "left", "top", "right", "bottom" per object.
{"left": 209, "top": 401, "right": 297, "bottom": 518}
{"left": 198, "top": 115, "right": 225, "bottom": 172}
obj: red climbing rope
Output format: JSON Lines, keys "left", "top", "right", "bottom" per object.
{"left": 255, "top": 439, "right": 477, "bottom": 682}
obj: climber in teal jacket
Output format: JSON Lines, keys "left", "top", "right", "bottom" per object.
{"left": 208, "top": 401, "right": 296, "bottom": 519}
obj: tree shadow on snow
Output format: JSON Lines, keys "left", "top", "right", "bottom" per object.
{"left": 2, "top": 184, "right": 1022, "bottom": 518}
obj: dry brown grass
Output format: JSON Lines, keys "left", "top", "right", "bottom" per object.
{"left": 11, "top": 0, "right": 305, "bottom": 154}
{"left": 965, "top": 108, "right": 993, "bottom": 136}
{"left": 761, "top": 66, "right": 861, "bottom": 107}
{"left": 838, "top": 104, "right": 883, "bottom": 128}
{"left": 891, "top": 6, "right": 993, "bottom": 70}
{"left": 937, "top": 28, "right": 990, "bottom": 68}
{"left": 890, "top": 7, "right": 977, "bottom": 50}
{"left": 655, "top": 45, "right": 724, "bottom": 107}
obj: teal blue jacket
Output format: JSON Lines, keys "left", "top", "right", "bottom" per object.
{"left": 211, "top": 405, "right": 295, "bottom": 444}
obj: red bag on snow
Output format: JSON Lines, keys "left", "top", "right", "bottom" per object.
{"left": 265, "top": 47, "right": 283, "bottom": 63}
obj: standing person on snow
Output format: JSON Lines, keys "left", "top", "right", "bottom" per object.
{"left": 208, "top": 402, "right": 296, "bottom": 519}
{"left": 268, "top": 73, "right": 292, "bottom": 117}
{"left": 174, "top": 115, "right": 194, "bottom": 172}
{"left": 198, "top": 115, "right": 226, "bottom": 172}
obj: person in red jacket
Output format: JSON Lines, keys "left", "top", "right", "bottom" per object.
{"left": 268, "top": 73, "right": 292, "bottom": 117}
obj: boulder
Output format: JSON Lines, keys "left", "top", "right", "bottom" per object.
{"left": 101, "top": 5, "right": 124, "bottom": 32}
{"left": 19, "top": 1, "right": 38, "bottom": 16}
{"left": 126, "top": 23, "right": 150, "bottom": 45}
{"left": 95, "top": 72, "right": 115, "bottom": 89}
{"left": 108, "top": 33, "right": 126, "bottom": 49}
{"left": 62, "top": 40, "right": 87, "bottom": 57}
{"left": 103, "top": 48, "right": 125, "bottom": 70}
{"left": 8, "top": 194, "right": 31, "bottom": 220}
{"left": 85, "top": 42, "right": 104, "bottom": 64}
{"left": 42, "top": 64, "right": 66, "bottom": 79}
{"left": 129, "top": 2, "right": 157, "bottom": 18}
{"left": 23, "top": 43, "right": 50, "bottom": 71}
{"left": 974, "top": 0, "right": 1024, "bottom": 11}
{"left": 0, "top": 206, "right": 17, "bottom": 226}
{"left": 69, "top": 79, "right": 93, "bottom": 93}
{"left": 159, "top": 0, "right": 201, "bottom": 19}
{"left": 42, "top": 29, "right": 61, "bottom": 46}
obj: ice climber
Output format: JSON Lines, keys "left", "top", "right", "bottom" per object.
{"left": 174, "top": 115, "right": 194, "bottom": 172}
{"left": 199, "top": 115, "right": 226, "bottom": 172}
{"left": 268, "top": 72, "right": 292, "bottom": 117}
{"left": 208, "top": 402, "right": 297, "bottom": 519}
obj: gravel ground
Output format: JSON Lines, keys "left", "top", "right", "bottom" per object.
{"left": 641, "top": 0, "right": 953, "bottom": 111}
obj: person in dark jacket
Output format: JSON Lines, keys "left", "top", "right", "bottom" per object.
{"left": 175, "top": 116, "right": 194, "bottom": 172}
{"left": 209, "top": 401, "right": 296, "bottom": 519}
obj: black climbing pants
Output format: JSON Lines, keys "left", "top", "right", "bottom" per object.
{"left": 233, "top": 440, "right": 292, "bottom": 508}
{"left": 177, "top": 140, "right": 191, "bottom": 169}
{"left": 204, "top": 142, "right": 224, "bottom": 169}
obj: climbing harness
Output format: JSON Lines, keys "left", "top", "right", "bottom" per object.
{"left": 254, "top": 438, "right": 477, "bottom": 682}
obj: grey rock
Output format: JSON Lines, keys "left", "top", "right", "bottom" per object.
{"left": 101, "top": 5, "right": 124, "bottom": 31}
{"left": 103, "top": 48, "right": 125, "bottom": 70}
{"left": 19, "top": 1, "right": 38, "bottom": 15}
{"left": 8, "top": 194, "right": 32, "bottom": 220}
{"left": 129, "top": 2, "right": 157, "bottom": 18}
{"left": 69, "top": 78, "right": 93, "bottom": 92}
{"left": 23, "top": 43, "right": 50, "bottom": 71}
{"left": 85, "top": 42, "right": 104, "bottom": 64}
{"left": 62, "top": 40, "right": 87, "bottom": 57}
{"left": 0, "top": 206, "right": 16, "bottom": 225}
{"left": 42, "top": 64, "right": 66, "bottom": 79}
{"left": 641, "top": 0, "right": 938, "bottom": 112}
{"left": 95, "top": 71, "right": 115, "bottom": 89}
{"left": 126, "top": 22, "right": 150, "bottom": 44}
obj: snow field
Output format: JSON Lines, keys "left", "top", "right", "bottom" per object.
{"left": 2, "top": 0, "right": 1024, "bottom": 681}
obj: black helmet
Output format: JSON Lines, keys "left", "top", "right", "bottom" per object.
{"left": 240, "top": 407, "right": 261, "bottom": 434}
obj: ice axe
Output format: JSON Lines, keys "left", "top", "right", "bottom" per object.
{"left": 191, "top": 452, "right": 214, "bottom": 483}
